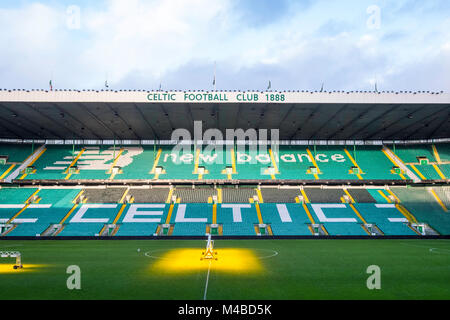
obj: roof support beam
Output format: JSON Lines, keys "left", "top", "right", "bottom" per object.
{"left": 50, "top": 103, "right": 100, "bottom": 139}
{"left": 105, "top": 103, "right": 141, "bottom": 140}
{"left": 427, "top": 111, "right": 450, "bottom": 139}
{"left": 254, "top": 103, "right": 270, "bottom": 131}
{"left": 185, "top": 103, "right": 195, "bottom": 135}
{"left": 0, "top": 103, "right": 61, "bottom": 138}
{"left": 361, "top": 104, "right": 404, "bottom": 140}
{"left": 75, "top": 102, "right": 120, "bottom": 139}
{"left": 233, "top": 103, "right": 242, "bottom": 130}
{"left": 367, "top": 105, "right": 430, "bottom": 140}
{"left": 289, "top": 104, "right": 320, "bottom": 140}
{"left": 326, "top": 105, "right": 373, "bottom": 139}
{"left": 385, "top": 105, "right": 448, "bottom": 139}
{"left": 24, "top": 102, "right": 81, "bottom": 139}
{"left": 158, "top": 103, "right": 175, "bottom": 132}
{"left": 404, "top": 110, "right": 450, "bottom": 139}
{"left": 132, "top": 103, "right": 158, "bottom": 140}
{"left": 0, "top": 115, "right": 27, "bottom": 139}
{"left": 309, "top": 104, "right": 348, "bottom": 140}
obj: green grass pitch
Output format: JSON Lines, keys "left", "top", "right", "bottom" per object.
{"left": 1, "top": 239, "right": 449, "bottom": 300}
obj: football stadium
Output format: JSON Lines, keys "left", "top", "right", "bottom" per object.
{"left": 0, "top": 89, "right": 449, "bottom": 300}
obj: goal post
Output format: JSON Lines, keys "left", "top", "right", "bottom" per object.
{"left": 0, "top": 251, "right": 23, "bottom": 269}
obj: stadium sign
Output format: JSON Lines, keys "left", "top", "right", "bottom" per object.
{"left": 147, "top": 92, "right": 286, "bottom": 103}
{"left": 0, "top": 203, "right": 409, "bottom": 226}
{"left": 1, "top": 90, "right": 449, "bottom": 106}
{"left": 40, "top": 145, "right": 348, "bottom": 171}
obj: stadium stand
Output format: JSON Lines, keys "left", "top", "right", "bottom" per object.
{"left": 221, "top": 186, "right": 257, "bottom": 203}
{"left": 435, "top": 144, "right": 450, "bottom": 161}
{"left": 307, "top": 203, "right": 368, "bottom": 236}
{"left": 157, "top": 145, "right": 197, "bottom": 180}
{"left": 432, "top": 186, "right": 450, "bottom": 210}
{"left": 0, "top": 144, "right": 34, "bottom": 163}
{"left": 303, "top": 187, "right": 344, "bottom": 203}
{"left": 0, "top": 186, "right": 449, "bottom": 236}
{"left": 259, "top": 203, "right": 311, "bottom": 235}
{"left": 7, "top": 189, "right": 79, "bottom": 236}
{"left": 354, "top": 203, "right": 418, "bottom": 235}
{"left": 57, "top": 204, "right": 120, "bottom": 236}
{"left": 366, "top": 189, "right": 390, "bottom": 204}
{"left": 0, "top": 187, "right": 38, "bottom": 204}
{"left": 218, "top": 204, "right": 259, "bottom": 236}
{"left": 391, "top": 144, "right": 444, "bottom": 180}
{"left": 393, "top": 187, "right": 450, "bottom": 235}
{"left": 346, "top": 188, "right": 376, "bottom": 203}
{"left": 171, "top": 204, "right": 212, "bottom": 236}
{"left": 393, "top": 144, "right": 436, "bottom": 163}
{"left": 260, "top": 187, "right": 299, "bottom": 203}
{"left": 0, "top": 144, "right": 34, "bottom": 180}
{"left": 83, "top": 188, "right": 127, "bottom": 203}
{"left": 322, "top": 222, "right": 368, "bottom": 236}
{"left": 115, "top": 222, "right": 159, "bottom": 236}
{"left": 21, "top": 145, "right": 71, "bottom": 180}
{"left": 130, "top": 187, "right": 170, "bottom": 203}
{"left": 196, "top": 146, "right": 228, "bottom": 180}
{"left": 356, "top": 146, "right": 402, "bottom": 180}
{"left": 232, "top": 146, "right": 274, "bottom": 180}
{"left": 115, "top": 204, "right": 169, "bottom": 236}
{"left": 68, "top": 146, "right": 126, "bottom": 180}
{"left": 119, "top": 147, "right": 157, "bottom": 179}
{"left": 3, "top": 143, "right": 447, "bottom": 182}
{"left": 0, "top": 90, "right": 449, "bottom": 239}
{"left": 175, "top": 186, "right": 216, "bottom": 203}
{"left": 0, "top": 188, "right": 39, "bottom": 236}
{"left": 312, "top": 146, "right": 356, "bottom": 180}
{"left": 276, "top": 146, "right": 313, "bottom": 180}
{"left": 438, "top": 164, "right": 450, "bottom": 178}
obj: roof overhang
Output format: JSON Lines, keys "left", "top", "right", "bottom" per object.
{"left": 0, "top": 90, "right": 449, "bottom": 141}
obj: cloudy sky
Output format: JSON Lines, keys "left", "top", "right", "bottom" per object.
{"left": 0, "top": 0, "right": 449, "bottom": 91}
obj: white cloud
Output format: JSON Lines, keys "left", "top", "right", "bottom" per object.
{"left": 0, "top": 3, "right": 64, "bottom": 86}
{"left": 0, "top": 0, "right": 448, "bottom": 91}
{"left": 81, "top": 0, "right": 231, "bottom": 83}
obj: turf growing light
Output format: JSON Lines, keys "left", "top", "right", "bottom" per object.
{"left": 0, "top": 251, "right": 23, "bottom": 269}
{"left": 201, "top": 234, "right": 218, "bottom": 261}
{"left": 150, "top": 248, "right": 263, "bottom": 274}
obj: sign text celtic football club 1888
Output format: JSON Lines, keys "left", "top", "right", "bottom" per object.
{"left": 146, "top": 92, "right": 286, "bottom": 103}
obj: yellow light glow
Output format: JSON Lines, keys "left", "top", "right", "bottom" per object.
{"left": 151, "top": 248, "right": 264, "bottom": 274}
{"left": 0, "top": 264, "right": 45, "bottom": 274}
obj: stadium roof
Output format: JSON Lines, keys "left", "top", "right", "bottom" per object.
{"left": 0, "top": 90, "right": 449, "bottom": 141}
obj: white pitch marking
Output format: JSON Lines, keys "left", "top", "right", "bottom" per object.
{"left": 244, "top": 248, "right": 279, "bottom": 260}
{"left": 399, "top": 242, "right": 450, "bottom": 254}
{"left": 429, "top": 248, "right": 450, "bottom": 254}
{"left": 203, "top": 260, "right": 212, "bottom": 301}
{"left": 144, "top": 248, "right": 279, "bottom": 260}
{"left": 258, "top": 249, "right": 279, "bottom": 260}
{"left": 144, "top": 249, "right": 171, "bottom": 260}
